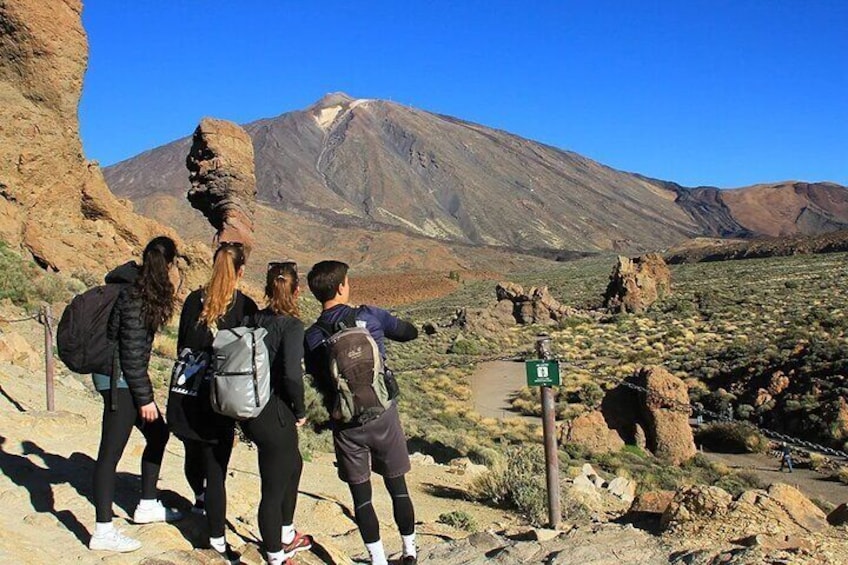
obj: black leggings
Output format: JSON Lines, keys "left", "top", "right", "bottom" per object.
{"left": 183, "top": 436, "right": 234, "bottom": 538}
{"left": 240, "top": 397, "right": 303, "bottom": 553}
{"left": 93, "top": 389, "right": 169, "bottom": 522}
{"left": 349, "top": 475, "right": 415, "bottom": 544}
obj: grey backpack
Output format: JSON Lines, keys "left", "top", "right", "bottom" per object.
{"left": 210, "top": 326, "right": 270, "bottom": 420}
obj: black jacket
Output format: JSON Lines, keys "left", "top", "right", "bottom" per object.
{"left": 107, "top": 285, "right": 155, "bottom": 406}
{"left": 172, "top": 288, "right": 258, "bottom": 442}
{"left": 254, "top": 309, "right": 306, "bottom": 419}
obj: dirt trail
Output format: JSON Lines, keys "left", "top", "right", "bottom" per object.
{"left": 468, "top": 360, "right": 534, "bottom": 421}
{"left": 702, "top": 450, "right": 848, "bottom": 508}
{"left": 469, "top": 360, "right": 848, "bottom": 508}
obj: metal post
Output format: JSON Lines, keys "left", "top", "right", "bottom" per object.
{"left": 536, "top": 334, "right": 560, "bottom": 528}
{"left": 43, "top": 305, "right": 55, "bottom": 411}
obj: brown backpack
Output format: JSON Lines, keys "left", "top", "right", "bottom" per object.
{"left": 317, "top": 308, "right": 391, "bottom": 424}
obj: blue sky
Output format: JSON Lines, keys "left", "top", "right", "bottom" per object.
{"left": 79, "top": 1, "right": 847, "bottom": 188}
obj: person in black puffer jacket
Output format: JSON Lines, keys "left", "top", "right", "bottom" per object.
{"left": 169, "top": 241, "right": 257, "bottom": 564}
{"left": 90, "top": 236, "right": 184, "bottom": 554}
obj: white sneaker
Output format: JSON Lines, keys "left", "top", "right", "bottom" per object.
{"left": 89, "top": 528, "right": 142, "bottom": 552}
{"left": 132, "top": 500, "right": 185, "bottom": 524}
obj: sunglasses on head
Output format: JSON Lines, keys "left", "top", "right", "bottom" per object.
{"left": 217, "top": 241, "right": 245, "bottom": 249}
{"left": 268, "top": 261, "right": 297, "bottom": 272}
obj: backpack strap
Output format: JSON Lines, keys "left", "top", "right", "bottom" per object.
{"left": 315, "top": 306, "right": 361, "bottom": 342}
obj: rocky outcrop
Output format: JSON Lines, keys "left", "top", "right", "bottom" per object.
{"left": 561, "top": 410, "right": 625, "bottom": 454}
{"left": 186, "top": 117, "right": 257, "bottom": 254}
{"left": 495, "top": 282, "right": 575, "bottom": 325}
{"left": 450, "top": 282, "right": 581, "bottom": 338}
{"left": 416, "top": 525, "right": 669, "bottom": 564}
{"left": 637, "top": 366, "right": 697, "bottom": 465}
{"left": 603, "top": 253, "right": 671, "bottom": 313}
{"left": 0, "top": 0, "right": 201, "bottom": 275}
{"left": 662, "top": 483, "right": 828, "bottom": 538}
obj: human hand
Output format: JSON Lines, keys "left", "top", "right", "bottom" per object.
{"left": 295, "top": 418, "right": 307, "bottom": 428}
{"left": 139, "top": 402, "right": 159, "bottom": 423}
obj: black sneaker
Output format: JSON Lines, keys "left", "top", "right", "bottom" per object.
{"left": 191, "top": 499, "right": 206, "bottom": 516}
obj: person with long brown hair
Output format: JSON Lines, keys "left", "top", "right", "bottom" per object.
{"left": 90, "top": 236, "right": 183, "bottom": 553}
{"left": 169, "top": 242, "right": 257, "bottom": 564}
{"left": 241, "top": 261, "right": 312, "bottom": 565}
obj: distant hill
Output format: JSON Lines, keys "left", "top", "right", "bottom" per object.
{"left": 105, "top": 93, "right": 848, "bottom": 268}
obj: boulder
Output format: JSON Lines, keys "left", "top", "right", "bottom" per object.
{"left": 637, "top": 366, "right": 696, "bottom": 464}
{"left": 606, "top": 477, "right": 637, "bottom": 503}
{"left": 827, "top": 503, "right": 848, "bottom": 526}
{"left": 186, "top": 117, "right": 258, "bottom": 255}
{"left": 629, "top": 490, "right": 675, "bottom": 515}
{"left": 661, "top": 485, "right": 733, "bottom": 531}
{"left": 603, "top": 253, "right": 671, "bottom": 313}
{"left": 447, "top": 457, "right": 488, "bottom": 477}
{"left": 743, "top": 483, "right": 828, "bottom": 533}
{"left": 0, "top": 332, "right": 39, "bottom": 370}
{"left": 562, "top": 410, "right": 625, "bottom": 454}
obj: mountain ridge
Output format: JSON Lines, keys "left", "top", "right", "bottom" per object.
{"left": 104, "top": 93, "right": 848, "bottom": 264}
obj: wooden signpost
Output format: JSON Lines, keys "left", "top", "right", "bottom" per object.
{"left": 526, "top": 334, "right": 560, "bottom": 528}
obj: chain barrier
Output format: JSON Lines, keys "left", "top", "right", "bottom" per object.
{"left": 0, "top": 312, "right": 42, "bottom": 324}
{"left": 388, "top": 349, "right": 848, "bottom": 464}
{"left": 391, "top": 352, "right": 526, "bottom": 376}
{"left": 545, "top": 356, "right": 848, "bottom": 464}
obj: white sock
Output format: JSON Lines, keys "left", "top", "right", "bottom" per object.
{"left": 137, "top": 498, "right": 159, "bottom": 510}
{"left": 266, "top": 548, "right": 288, "bottom": 565}
{"left": 365, "top": 540, "right": 388, "bottom": 565}
{"left": 281, "top": 524, "right": 295, "bottom": 545}
{"left": 94, "top": 521, "right": 114, "bottom": 536}
{"left": 209, "top": 536, "right": 226, "bottom": 552}
{"left": 402, "top": 533, "right": 417, "bottom": 557}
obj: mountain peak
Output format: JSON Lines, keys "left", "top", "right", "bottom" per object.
{"left": 312, "top": 91, "right": 355, "bottom": 109}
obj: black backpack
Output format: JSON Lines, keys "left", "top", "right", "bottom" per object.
{"left": 56, "top": 283, "right": 127, "bottom": 375}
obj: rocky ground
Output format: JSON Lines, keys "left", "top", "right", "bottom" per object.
{"left": 3, "top": 305, "right": 848, "bottom": 564}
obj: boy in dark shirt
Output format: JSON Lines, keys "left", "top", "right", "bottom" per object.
{"left": 304, "top": 260, "right": 419, "bottom": 565}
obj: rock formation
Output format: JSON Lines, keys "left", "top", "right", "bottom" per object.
{"left": 662, "top": 483, "right": 828, "bottom": 539}
{"left": 186, "top": 117, "right": 257, "bottom": 254}
{"left": 450, "top": 282, "right": 580, "bottom": 338}
{"left": 495, "top": 282, "right": 575, "bottom": 325}
{"left": 561, "top": 410, "right": 625, "bottom": 454}
{"left": 0, "top": 0, "right": 200, "bottom": 275}
{"left": 637, "top": 366, "right": 697, "bottom": 464}
{"left": 603, "top": 253, "right": 671, "bottom": 313}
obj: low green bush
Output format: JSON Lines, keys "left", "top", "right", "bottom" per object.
{"left": 438, "top": 510, "right": 477, "bottom": 532}
{"left": 695, "top": 422, "right": 768, "bottom": 454}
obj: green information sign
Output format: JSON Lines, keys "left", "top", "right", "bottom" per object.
{"left": 525, "top": 360, "right": 561, "bottom": 387}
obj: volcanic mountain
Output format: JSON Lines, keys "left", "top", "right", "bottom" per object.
{"left": 105, "top": 93, "right": 848, "bottom": 264}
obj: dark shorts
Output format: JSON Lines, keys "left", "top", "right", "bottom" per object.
{"left": 333, "top": 403, "right": 411, "bottom": 484}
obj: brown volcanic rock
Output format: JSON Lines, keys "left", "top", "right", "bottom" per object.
{"left": 0, "top": 0, "right": 202, "bottom": 275}
{"left": 637, "top": 366, "right": 696, "bottom": 465}
{"left": 603, "top": 253, "right": 671, "bottom": 313}
{"left": 662, "top": 483, "right": 828, "bottom": 539}
{"left": 561, "top": 410, "right": 625, "bottom": 454}
{"left": 186, "top": 117, "right": 257, "bottom": 253}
